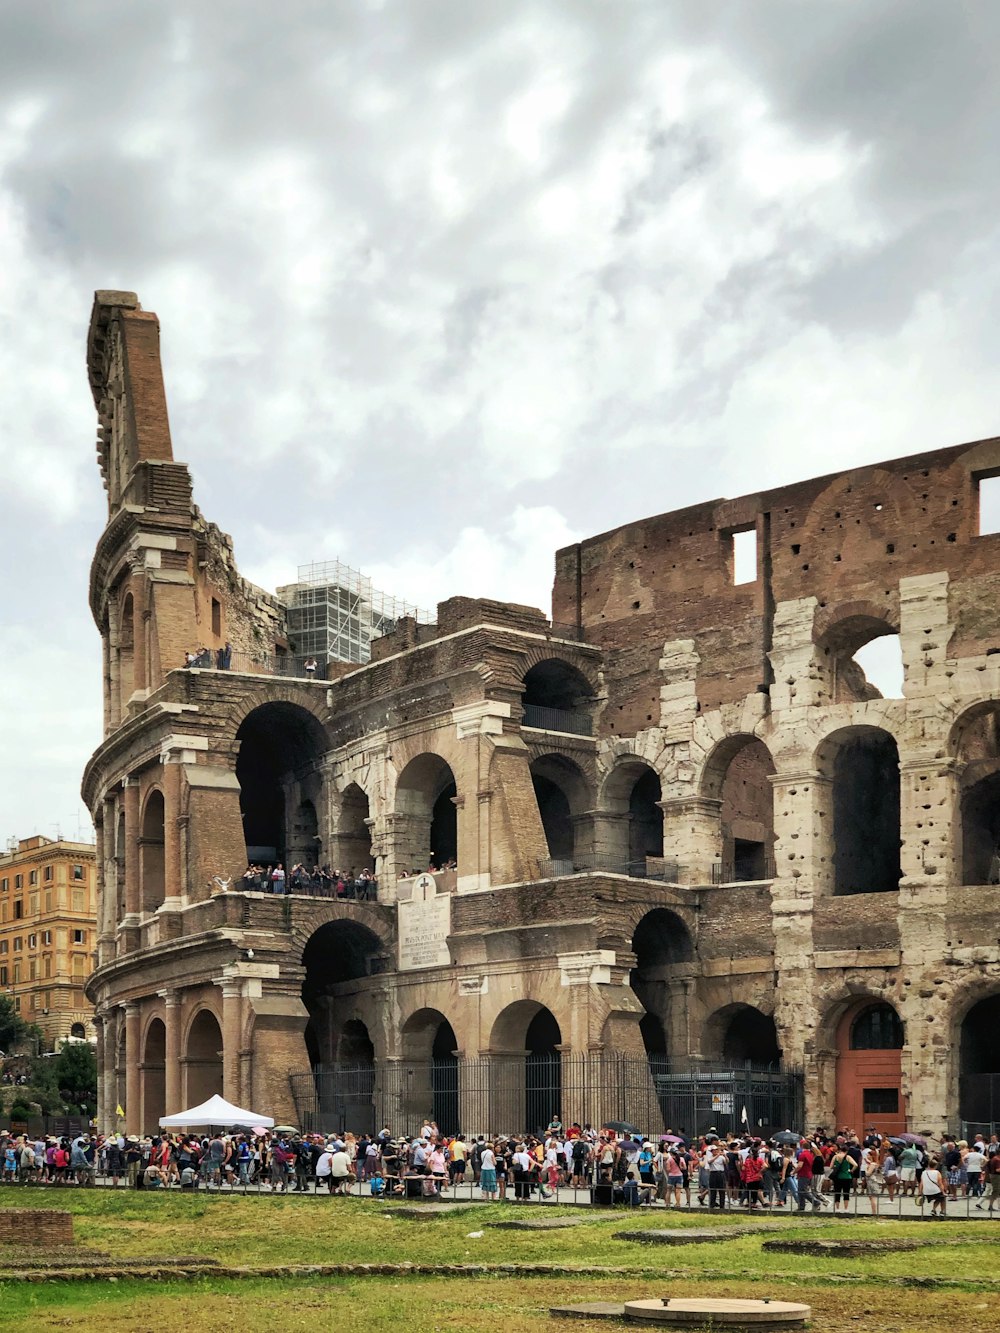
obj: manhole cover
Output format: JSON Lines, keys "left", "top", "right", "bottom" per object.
{"left": 624, "top": 1296, "right": 810, "bottom": 1327}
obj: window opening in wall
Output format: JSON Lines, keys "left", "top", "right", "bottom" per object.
{"left": 211, "top": 597, "right": 222, "bottom": 637}
{"left": 732, "top": 528, "right": 757, "bottom": 584}
{"left": 978, "top": 474, "right": 1000, "bottom": 535}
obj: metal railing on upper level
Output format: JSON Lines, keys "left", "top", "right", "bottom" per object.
{"left": 539, "top": 854, "right": 680, "bottom": 882}
{"left": 711, "top": 855, "right": 776, "bottom": 885}
{"left": 522, "top": 704, "right": 593, "bottom": 736}
{"left": 182, "top": 649, "right": 323, "bottom": 680}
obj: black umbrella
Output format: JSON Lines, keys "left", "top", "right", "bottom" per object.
{"left": 771, "top": 1130, "right": 802, "bottom": 1146}
{"left": 602, "top": 1121, "right": 639, "bottom": 1136}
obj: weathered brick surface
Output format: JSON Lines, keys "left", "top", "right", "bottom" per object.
{"left": 82, "top": 293, "right": 1000, "bottom": 1140}
{"left": 0, "top": 1211, "right": 73, "bottom": 1247}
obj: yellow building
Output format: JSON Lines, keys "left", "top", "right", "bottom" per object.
{"left": 0, "top": 836, "right": 97, "bottom": 1051}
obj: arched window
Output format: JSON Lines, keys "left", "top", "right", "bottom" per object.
{"left": 521, "top": 660, "right": 592, "bottom": 735}
{"left": 850, "top": 1004, "right": 904, "bottom": 1050}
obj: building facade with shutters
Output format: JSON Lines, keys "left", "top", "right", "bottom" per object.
{"left": 82, "top": 290, "right": 1000, "bottom": 1140}
{"left": 0, "top": 836, "right": 98, "bottom": 1050}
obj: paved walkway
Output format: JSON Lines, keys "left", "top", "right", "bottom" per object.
{"left": 6, "top": 1177, "right": 997, "bottom": 1219}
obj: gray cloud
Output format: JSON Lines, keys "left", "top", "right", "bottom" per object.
{"left": 1, "top": 0, "right": 999, "bottom": 835}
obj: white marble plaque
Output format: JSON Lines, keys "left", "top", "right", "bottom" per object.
{"left": 398, "top": 873, "right": 452, "bottom": 970}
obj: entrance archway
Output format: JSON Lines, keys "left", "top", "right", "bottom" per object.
{"left": 835, "top": 1000, "right": 905, "bottom": 1135}
{"left": 333, "top": 783, "right": 374, "bottom": 875}
{"left": 630, "top": 909, "right": 693, "bottom": 1063}
{"left": 960, "top": 994, "right": 1000, "bottom": 1129}
{"left": 490, "top": 1001, "right": 562, "bottom": 1136}
{"left": 142, "top": 1018, "right": 166, "bottom": 1131}
{"left": 235, "top": 702, "right": 328, "bottom": 864}
{"left": 521, "top": 659, "right": 592, "bottom": 734}
{"left": 185, "top": 1010, "right": 223, "bottom": 1106}
{"left": 704, "top": 1004, "right": 781, "bottom": 1066}
{"left": 401, "top": 1008, "right": 460, "bottom": 1133}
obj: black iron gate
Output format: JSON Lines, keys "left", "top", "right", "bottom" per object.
{"left": 290, "top": 1055, "right": 802, "bottom": 1139}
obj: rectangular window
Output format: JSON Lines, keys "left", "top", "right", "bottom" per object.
{"left": 862, "top": 1087, "right": 899, "bottom": 1115}
{"left": 14, "top": 875, "right": 22, "bottom": 890}
{"left": 44, "top": 892, "right": 52, "bottom": 912}
{"left": 13, "top": 996, "right": 19, "bottom": 1012}
{"left": 42, "top": 930, "right": 51, "bottom": 946}
{"left": 0, "top": 966, "right": 5, "bottom": 985}
{"left": 732, "top": 527, "right": 758, "bottom": 584}
{"left": 0, "top": 941, "right": 6, "bottom": 955}
{"left": 28, "top": 869, "right": 37, "bottom": 886}
{"left": 44, "top": 865, "right": 52, "bottom": 882}
{"left": 73, "top": 929, "right": 85, "bottom": 945}
{"left": 13, "top": 938, "right": 21, "bottom": 952}
{"left": 13, "top": 965, "right": 20, "bottom": 985}
{"left": 0, "top": 878, "right": 6, "bottom": 892}
{"left": 979, "top": 474, "right": 1000, "bottom": 535}
{"left": 28, "top": 960, "right": 35, "bottom": 981}
{"left": 72, "top": 865, "right": 84, "bottom": 881}
{"left": 212, "top": 597, "right": 222, "bottom": 636}
{"left": 27, "top": 934, "right": 36, "bottom": 949}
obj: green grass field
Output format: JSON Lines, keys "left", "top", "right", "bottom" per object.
{"left": 1, "top": 1192, "right": 998, "bottom": 1330}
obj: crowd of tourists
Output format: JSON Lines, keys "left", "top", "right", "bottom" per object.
{"left": 2, "top": 1119, "right": 997, "bottom": 1211}
{"left": 239, "top": 864, "right": 377, "bottom": 899}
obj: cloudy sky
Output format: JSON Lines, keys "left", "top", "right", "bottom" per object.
{"left": 1, "top": 0, "right": 998, "bottom": 840}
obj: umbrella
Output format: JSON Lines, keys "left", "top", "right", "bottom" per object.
{"left": 251, "top": 1126, "right": 269, "bottom": 1137}
{"left": 273, "top": 1125, "right": 297, "bottom": 1135}
{"left": 898, "top": 1133, "right": 927, "bottom": 1147}
{"left": 771, "top": 1130, "right": 802, "bottom": 1146}
{"left": 662, "top": 1134, "right": 688, "bottom": 1146}
{"left": 603, "top": 1121, "right": 639, "bottom": 1136}
{"left": 702, "top": 1133, "right": 719, "bottom": 1143}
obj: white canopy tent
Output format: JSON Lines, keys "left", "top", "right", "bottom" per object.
{"left": 158, "top": 1094, "right": 275, "bottom": 1129}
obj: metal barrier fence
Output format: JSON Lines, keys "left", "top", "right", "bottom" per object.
{"left": 522, "top": 704, "right": 593, "bottom": 735}
{"left": 711, "top": 855, "right": 777, "bottom": 885}
{"left": 290, "top": 1055, "right": 803, "bottom": 1141}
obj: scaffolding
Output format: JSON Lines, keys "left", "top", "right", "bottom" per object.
{"left": 277, "top": 560, "right": 432, "bottom": 667}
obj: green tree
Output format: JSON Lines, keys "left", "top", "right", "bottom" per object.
{"left": 55, "top": 1041, "right": 98, "bottom": 1109}
{"left": 0, "top": 993, "right": 28, "bottom": 1052}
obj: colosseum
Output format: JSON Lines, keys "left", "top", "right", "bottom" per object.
{"left": 83, "top": 290, "right": 1000, "bottom": 1141}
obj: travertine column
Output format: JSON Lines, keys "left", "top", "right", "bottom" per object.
{"left": 93, "top": 1015, "right": 106, "bottom": 1127}
{"left": 659, "top": 797, "right": 721, "bottom": 885}
{"left": 124, "top": 1003, "right": 141, "bottom": 1134}
{"left": 220, "top": 983, "right": 242, "bottom": 1104}
{"left": 163, "top": 761, "right": 184, "bottom": 903}
{"left": 163, "top": 991, "right": 182, "bottom": 1115}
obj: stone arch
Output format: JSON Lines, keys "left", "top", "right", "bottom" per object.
{"left": 832, "top": 998, "right": 906, "bottom": 1135}
{"left": 139, "top": 787, "right": 165, "bottom": 915}
{"left": 300, "top": 917, "right": 386, "bottom": 1069}
{"left": 235, "top": 700, "right": 329, "bottom": 865}
{"left": 392, "top": 752, "right": 458, "bottom": 874}
{"left": 703, "top": 1003, "right": 781, "bottom": 1066}
{"left": 699, "top": 734, "right": 776, "bottom": 883}
{"left": 119, "top": 589, "right": 136, "bottom": 708}
{"left": 529, "top": 753, "right": 594, "bottom": 867}
{"left": 600, "top": 758, "right": 664, "bottom": 872}
{"left": 814, "top": 604, "right": 903, "bottom": 703}
{"left": 815, "top": 724, "right": 901, "bottom": 895}
{"left": 401, "top": 1007, "right": 460, "bottom": 1133}
{"left": 142, "top": 1015, "right": 166, "bottom": 1132}
{"left": 70, "top": 1021, "right": 87, "bottom": 1040}
{"left": 948, "top": 701, "right": 1000, "bottom": 885}
{"left": 490, "top": 1000, "right": 562, "bottom": 1137}
{"left": 184, "top": 1007, "right": 223, "bottom": 1106}
{"left": 629, "top": 908, "right": 694, "bottom": 1062}
{"left": 331, "top": 782, "right": 373, "bottom": 876}
{"left": 522, "top": 657, "right": 595, "bottom": 734}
